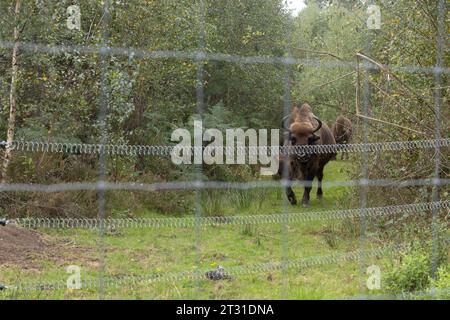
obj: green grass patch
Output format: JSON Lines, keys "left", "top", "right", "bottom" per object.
{"left": 0, "top": 160, "right": 415, "bottom": 299}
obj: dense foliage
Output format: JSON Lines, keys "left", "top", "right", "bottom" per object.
{"left": 0, "top": 0, "right": 448, "bottom": 217}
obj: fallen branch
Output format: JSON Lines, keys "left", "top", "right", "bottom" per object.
{"left": 302, "top": 71, "right": 356, "bottom": 96}
{"left": 356, "top": 52, "right": 436, "bottom": 115}
{"left": 355, "top": 114, "right": 425, "bottom": 135}
{"left": 292, "top": 48, "right": 345, "bottom": 62}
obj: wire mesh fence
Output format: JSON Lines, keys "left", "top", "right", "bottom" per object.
{"left": 0, "top": 244, "right": 409, "bottom": 292}
{"left": 3, "top": 201, "right": 448, "bottom": 229}
{"left": 0, "top": 0, "right": 448, "bottom": 300}
{"left": 1, "top": 138, "right": 449, "bottom": 155}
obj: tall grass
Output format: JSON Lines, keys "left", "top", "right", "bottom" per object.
{"left": 202, "top": 188, "right": 274, "bottom": 216}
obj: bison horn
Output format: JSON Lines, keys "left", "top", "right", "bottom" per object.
{"left": 281, "top": 115, "right": 290, "bottom": 130}
{"left": 312, "top": 116, "right": 322, "bottom": 133}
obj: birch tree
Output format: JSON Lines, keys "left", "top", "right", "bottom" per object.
{"left": 1, "top": 0, "right": 21, "bottom": 183}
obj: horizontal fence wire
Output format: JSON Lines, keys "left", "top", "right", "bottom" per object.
{"left": 0, "top": 4, "right": 447, "bottom": 301}
{"left": 0, "top": 178, "right": 448, "bottom": 193}
{"left": 0, "top": 40, "right": 449, "bottom": 75}
{"left": 0, "top": 243, "right": 406, "bottom": 292}
{"left": 1, "top": 138, "right": 449, "bottom": 156}
{"left": 4, "top": 201, "right": 448, "bottom": 229}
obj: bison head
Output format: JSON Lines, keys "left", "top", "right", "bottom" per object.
{"left": 283, "top": 117, "right": 322, "bottom": 163}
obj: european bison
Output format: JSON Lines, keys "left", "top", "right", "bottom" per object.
{"left": 278, "top": 103, "right": 336, "bottom": 206}
{"left": 332, "top": 115, "right": 352, "bottom": 160}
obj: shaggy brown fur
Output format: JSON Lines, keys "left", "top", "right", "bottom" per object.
{"left": 332, "top": 115, "right": 352, "bottom": 160}
{"left": 278, "top": 103, "right": 336, "bottom": 206}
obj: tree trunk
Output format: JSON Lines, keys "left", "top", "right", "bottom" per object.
{"left": 1, "top": 0, "right": 21, "bottom": 183}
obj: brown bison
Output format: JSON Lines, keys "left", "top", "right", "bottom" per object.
{"left": 278, "top": 103, "right": 336, "bottom": 206}
{"left": 331, "top": 115, "right": 352, "bottom": 160}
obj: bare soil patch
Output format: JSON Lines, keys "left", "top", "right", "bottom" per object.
{"left": 0, "top": 225, "right": 96, "bottom": 270}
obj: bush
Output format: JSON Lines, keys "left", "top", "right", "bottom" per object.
{"left": 430, "top": 266, "right": 450, "bottom": 299}
{"left": 384, "top": 246, "right": 431, "bottom": 293}
{"left": 384, "top": 236, "right": 449, "bottom": 295}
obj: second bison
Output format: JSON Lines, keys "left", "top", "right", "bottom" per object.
{"left": 331, "top": 115, "right": 353, "bottom": 160}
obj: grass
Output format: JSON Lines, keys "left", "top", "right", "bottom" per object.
{"left": 0, "top": 160, "right": 403, "bottom": 299}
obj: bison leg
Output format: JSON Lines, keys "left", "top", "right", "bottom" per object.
{"left": 316, "top": 168, "right": 324, "bottom": 199}
{"left": 302, "top": 172, "right": 315, "bottom": 207}
{"left": 278, "top": 157, "right": 298, "bottom": 205}
{"left": 286, "top": 168, "right": 297, "bottom": 205}
{"left": 286, "top": 187, "right": 297, "bottom": 205}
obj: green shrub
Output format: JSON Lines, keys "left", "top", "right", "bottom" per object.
{"left": 430, "top": 266, "right": 450, "bottom": 299}
{"left": 384, "top": 246, "right": 431, "bottom": 293}
{"left": 384, "top": 237, "right": 449, "bottom": 295}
